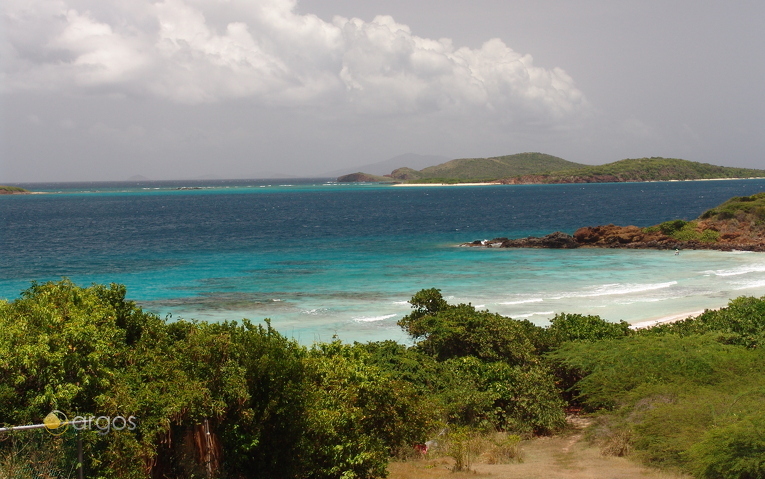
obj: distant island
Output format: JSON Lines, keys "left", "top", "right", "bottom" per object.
{"left": 337, "top": 152, "right": 765, "bottom": 185}
{"left": 0, "top": 186, "right": 29, "bottom": 195}
{"left": 463, "top": 192, "right": 765, "bottom": 252}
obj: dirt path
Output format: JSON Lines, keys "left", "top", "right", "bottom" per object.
{"left": 389, "top": 418, "right": 689, "bottom": 479}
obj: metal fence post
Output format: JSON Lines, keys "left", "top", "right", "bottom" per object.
{"left": 78, "top": 431, "right": 84, "bottom": 479}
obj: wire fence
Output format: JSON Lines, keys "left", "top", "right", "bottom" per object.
{"left": 0, "top": 427, "right": 81, "bottom": 479}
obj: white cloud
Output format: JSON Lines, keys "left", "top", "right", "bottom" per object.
{"left": 53, "top": 9, "right": 148, "bottom": 85}
{"left": 1, "top": 0, "right": 589, "bottom": 126}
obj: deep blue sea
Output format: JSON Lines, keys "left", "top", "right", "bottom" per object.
{"left": 3, "top": 178, "right": 765, "bottom": 343}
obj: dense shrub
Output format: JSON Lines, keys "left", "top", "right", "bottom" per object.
{"left": 0, "top": 281, "right": 434, "bottom": 478}
{"left": 550, "top": 310, "right": 765, "bottom": 477}
{"left": 688, "top": 413, "right": 765, "bottom": 479}
{"left": 395, "top": 289, "right": 566, "bottom": 434}
{"left": 6, "top": 282, "right": 765, "bottom": 478}
{"left": 397, "top": 288, "right": 539, "bottom": 364}
{"left": 545, "top": 313, "right": 630, "bottom": 349}
{"left": 303, "top": 341, "right": 436, "bottom": 478}
{"left": 640, "top": 295, "right": 765, "bottom": 348}
{"left": 658, "top": 219, "right": 688, "bottom": 235}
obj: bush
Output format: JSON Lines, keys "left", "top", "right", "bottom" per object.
{"left": 438, "top": 357, "right": 565, "bottom": 433}
{"left": 688, "top": 414, "right": 765, "bottom": 479}
{"left": 548, "top": 334, "right": 765, "bottom": 409}
{"left": 303, "top": 341, "right": 438, "bottom": 479}
{"left": 551, "top": 326, "right": 765, "bottom": 475}
{"left": 545, "top": 313, "right": 630, "bottom": 349}
{"left": 442, "top": 427, "right": 482, "bottom": 471}
{"left": 398, "top": 289, "right": 540, "bottom": 365}
{"left": 1, "top": 280, "right": 436, "bottom": 479}
{"left": 641, "top": 295, "right": 765, "bottom": 348}
{"left": 394, "top": 290, "right": 567, "bottom": 434}
{"left": 659, "top": 219, "right": 688, "bottom": 235}
{"left": 481, "top": 432, "right": 523, "bottom": 464}
{"left": 699, "top": 228, "right": 720, "bottom": 242}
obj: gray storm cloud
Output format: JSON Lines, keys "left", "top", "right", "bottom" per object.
{"left": 2, "top": 0, "right": 588, "bottom": 125}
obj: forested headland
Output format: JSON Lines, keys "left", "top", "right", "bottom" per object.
{"left": 1, "top": 281, "right": 764, "bottom": 478}
{"left": 337, "top": 153, "right": 765, "bottom": 185}
{"left": 0, "top": 186, "right": 29, "bottom": 194}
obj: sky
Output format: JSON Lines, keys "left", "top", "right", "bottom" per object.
{"left": 1, "top": 0, "right": 763, "bottom": 182}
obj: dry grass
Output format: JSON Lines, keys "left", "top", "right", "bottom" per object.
{"left": 389, "top": 417, "right": 690, "bottom": 479}
{"left": 0, "top": 432, "right": 77, "bottom": 479}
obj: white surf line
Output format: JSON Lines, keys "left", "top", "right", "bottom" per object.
{"left": 352, "top": 313, "right": 397, "bottom": 323}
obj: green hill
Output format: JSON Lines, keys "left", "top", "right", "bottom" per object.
{"left": 0, "top": 185, "right": 29, "bottom": 194}
{"left": 337, "top": 154, "right": 765, "bottom": 184}
{"left": 336, "top": 172, "right": 393, "bottom": 183}
{"left": 359, "top": 152, "right": 584, "bottom": 183}
{"left": 525, "top": 157, "right": 765, "bottom": 183}
{"left": 417, "top": 152, "right": 583, "bottom": 180}
{"left": 337, "top": 153, "right": 585, "bottom": 183}
{"left": 389, "top": 167, "right": 424, "bottom": 181}
{"left": 700, "top": 192, "right": 765, "bottom": 221}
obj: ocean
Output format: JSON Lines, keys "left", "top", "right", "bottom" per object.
{"left": 2, "top": 178, "right": 765, "bottom": 344}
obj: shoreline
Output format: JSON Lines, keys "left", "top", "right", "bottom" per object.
{"left": 389, "top": 176, "right": 765, "bottom": 187}
{"left": 630, "top": 309, "right": 709, "bottom": 329}
{"left": 391, "top": 182, "right": 501, "bottom": 187}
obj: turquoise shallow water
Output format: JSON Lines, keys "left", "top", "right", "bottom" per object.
{"left": 2, "top": 178, "right": 765, "bottom": 343}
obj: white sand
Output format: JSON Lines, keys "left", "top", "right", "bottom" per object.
{"left": 391, "top": 177, "right": 764, "bottom": 187}
{"left": 629, "top": 309, "right": 711, "bottom": 329}
{"left": 391, "top": 182, "right": 502, "bottom": 187}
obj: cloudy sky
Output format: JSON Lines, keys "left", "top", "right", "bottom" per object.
{"left": 1, "top": 0, "right": 763, "bottom": 182}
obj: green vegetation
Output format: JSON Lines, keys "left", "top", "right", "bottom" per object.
{"left": 411, "top": 152, "right": 582, "bottom": 181}
{"left": 549, "top": 298, "right": 765, "bottom": 477}
{"left": 0, "top": 281, "right": 434, "bottom": 478}
{"left": 536, "top": 157, "right": 765, "bottom": 183}
{"left": 0, "top": 185, "right": 29, "bottom": 194}
{"left": 551, "top": 334, "right": 765, "bottom": 476}
{"left": 336, "top": 172, "right": 393, "bottom": 183}
{"left": 642, "top": 219, "right": 721, "bottom": 243}
{"left": 402, "top": 177, "right": 496, "bottom": 184}
{"left": 338, "top": 154, "right": 765, "bottom": 184}
{"left": 635, "top": 192, "right": 765, "bottom": 246}
{"left": 388, "top": 167, "right": 423, "bottom": 181}
{"left": 699, "top": 192, "right": 765, "bottom": 223}
{"left": 2, "top": 281, "right": 765, "bottom": 478}
{"left": 340, "top": 152, "right": 582, "bottom": 183}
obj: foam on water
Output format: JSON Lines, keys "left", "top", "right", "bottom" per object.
{"left": 548, "top": 281, "right": 678, "bottom": 300}
{"left": 3, "top": 178, "right": 765, "bottom": 343}
{"left": 514, "top": 311, "right": 556, "bottom": 319}
{"left": 499, "top": 298, "right": 544, "bottom": 305}
{"left": 732, "top": 279, "right": 765, "bottom": 290}
{"left": 703, "top": 263, "right": 765, "bottom": 277}
{"left": 353, "top": 314, "right": 398, "bottom": 323}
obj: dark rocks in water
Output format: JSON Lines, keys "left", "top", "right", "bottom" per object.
{"left": 463, "top": 225, "right": 765, "bottom": 252}
{"left": 464, "top": 192, "right": 765, "bottom": 251}
{"left": 522, "top": 232, "right": 579, "bottom": 249}
{"left": 464, "top": 232, "right": 579, "bottom": 249}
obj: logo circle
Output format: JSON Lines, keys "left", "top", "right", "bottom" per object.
{"left": 43, "top": 410, "right": 69, "bottom": 436}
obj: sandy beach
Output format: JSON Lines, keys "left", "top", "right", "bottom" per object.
{"left": 390, "top": 177, "right": 763, "bottom": 187}
{"left": 630, "top": 309, "right": 709, "bottom": 329}
{"left": 391, "top": 182, "right": 501, "bottom": 187}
